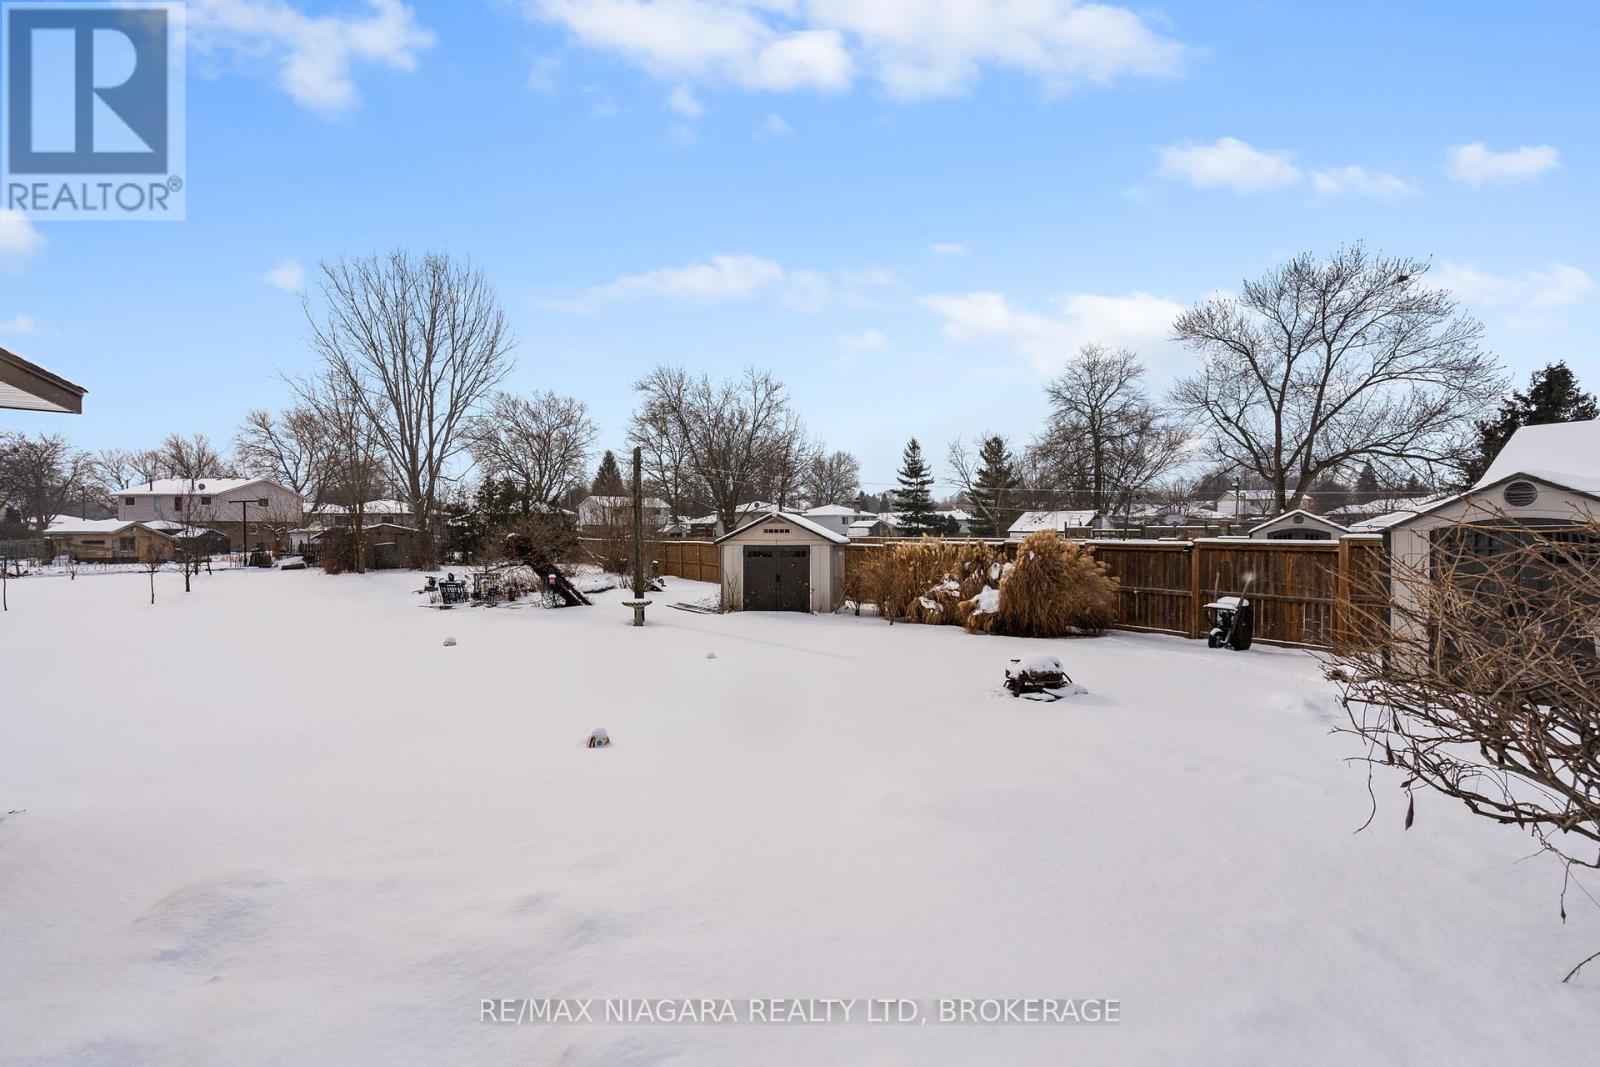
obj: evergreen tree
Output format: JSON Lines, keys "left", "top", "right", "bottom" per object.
{"left": 1355, "top": 461, "right": 1380, "bottom": 498}
{"left": 894, "top": 438, "right": 938, "bottom": 536}
{"left": 969, "top": 435, "right": 1020, "bottom": 537}
{"left": 591, "top": 450, "right": 627, "bottom": 496}
{"left": 1459, "top": 362, "right": 1598, "bottom": 484}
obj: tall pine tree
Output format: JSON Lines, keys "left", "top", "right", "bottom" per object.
{"left": 895, "top": 438, "right": 938, "bottom": 536}
{"left": 969, "top": 435, "right": 1020, "bottom": 538}
{"left": 591, "top": 450, "right": 627, "bottom": 496}
{"left": 1459, "top": 362, "right": 1598, "bottom": 484}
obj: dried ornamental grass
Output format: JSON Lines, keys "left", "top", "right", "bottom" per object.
{"left": 963, "top": 531, "right": 1117, "bottom": 637}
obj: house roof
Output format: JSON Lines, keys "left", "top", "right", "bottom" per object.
{"left": 0, "top": 347, "right": 86, "bottom": 414}
{"left": 312, "top": 498, "right": 412, "bottom": 515}
{"left": 117, "top": 477, "right": 275, "bottom": 497}
{"left": 1348, "top": 509, "right": 1423, "bottom": 532}
{"left": 1247, "top": 509, "right": 1350, "bottom": 535}
{"left": 1477, "top": 418, "right": 1600, "bottom": 495}
{"left": 803, "top": 504, "right": 862, "bottom": 517}
{"left": 1008, "top": 510, "right": 1097, "bottom": 534}
{"left": 715, "top": 509, "right": 850, "bottom": 545}
{"left": 45, "top": 517, "right": 175, "bottom": 538}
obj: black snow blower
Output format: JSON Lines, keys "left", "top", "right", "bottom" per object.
{"left": 1203, "top": 593, "right": 1253, "bottom": 651}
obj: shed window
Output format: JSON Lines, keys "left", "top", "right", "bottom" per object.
{"left": 173, "top": 496, "right": 183, "bottom": 508}
{"left": 200, "top": 496, "right": 211, "bottom": 505}
{"left": 117, "top": 537, "right": 135, "bottom": 551}
{"left": 257, "top": 498, "right": 269, "bottom": 507}
{"left": 123, "top": 496, "right": 134, "bottom": 506}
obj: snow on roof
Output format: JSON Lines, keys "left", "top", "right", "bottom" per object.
{"left": 1008, "top": 510, "right": 1096, "bottom": 534}
{"left": 45, "top": 517, "right": 140, "bottom": 535}
{"left": 1477, "top": 418, "right": 1600, "bottom": 495}
{"left": 1247, "top": 509, "right": 1350, "bottom": 535}
{"left": 1348, "top": 510, "right": 1422, "bottom": 532}
{"left": 312, "top": 498, "right": 412, "bottom": 515}
{"left": 716, "top": 509, "right": 850, "bottom": 544}
{"left": 803, "top": 504, "right": 862, "bottom": 517}
{"left": 116, "top": 477, "right": 270, "bottom": 497}
{"left": 847, "top": 518, "right": 887, "bottom": 530}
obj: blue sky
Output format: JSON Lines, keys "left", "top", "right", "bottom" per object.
{"left": 3, "top": 0, "right": 1598, "bottom": 492}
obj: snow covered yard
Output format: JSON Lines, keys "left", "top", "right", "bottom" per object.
{"left": 2, "top": 568, "right": 1597, "bottom": 1065}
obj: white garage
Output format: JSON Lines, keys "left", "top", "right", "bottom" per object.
{"left": 716, "top": 510, "right": 849, "bottom": 613}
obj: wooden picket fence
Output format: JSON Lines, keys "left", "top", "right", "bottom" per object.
{"left": 651, "top": 535, "right": 1388, "bottom": 651}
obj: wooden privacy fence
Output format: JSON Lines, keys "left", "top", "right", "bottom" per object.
{"left": 650, "top": 535, "right": 1387, "bottom": 651}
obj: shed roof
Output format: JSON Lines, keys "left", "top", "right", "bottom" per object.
{"left": 1477, "top": 418, "right": 1600, "bottom": 494}
{"left": 1247, "top": 509, "right": 1349, "bottom": 535}
{"left": 715, "top": 510, "right": 850, "bottom": 545}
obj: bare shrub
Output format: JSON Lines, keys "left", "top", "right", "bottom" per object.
{"left": 963, "top": 531, "right": 1117, "bottom": 637}
{"left": 1336, "top": 515, "right": 1600, "bottom": 871}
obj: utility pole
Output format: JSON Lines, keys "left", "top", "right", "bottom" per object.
{"left": 626, "top": 446, "right": 650, "bottom": 626}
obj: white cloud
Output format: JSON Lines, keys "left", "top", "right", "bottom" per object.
{"left": 1446, "top": 142, "right": 1560, "bottom": 186}
{"left": 757, "top": 112, "right": 792, "bottom": 137}
{"left": 668, "top": 83, "right": 704, "bottom": 117}
{"left": 1310, "top": 165, "right": 1414, "bottom": 198}
{"left": 920, "top": 289, "right": 1184, "bottom": 375}
{"left": 0, "top": 210, "right": 45, "bottom": 265}
{"left": 556, "top": 254, "right": 894, "bottom": 312}
{"left": 0, "top": 313, "right": 37, "bottom": 335}
{"left": 836, "top": 328, "right": 891, "bottom": 350}
{"left": 190, "top": 0, "right": 435, "bottom": 115}
{"left": 931, "top": 242, "right": 968, "bottom": 256}
{"left": 1156, "top": 137, "right": 1300, "bottom": 194}
{"left": 1431, "top": 260, "right": 1595, "bottom": 316}
{"left": 520, "top": 0, "right": 1187, "bottom": 99}
{"left": 263, "top": 259, "right": 306, "bottom": 292}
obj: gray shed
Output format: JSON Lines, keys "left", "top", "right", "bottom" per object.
{"left": 715, "top": 510, "right": 849, "bottom": 613}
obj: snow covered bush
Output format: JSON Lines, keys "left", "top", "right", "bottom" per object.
{"left": 846, "top": 539, "right": 1002, "bottom": 623}
{"left": 963, "top": 532, "right": 1118, "bottom": 638}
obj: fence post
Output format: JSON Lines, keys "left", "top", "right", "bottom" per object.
{"left": 1187, "top": 541, "right": 1204, "bottom": 639}
{"left": 1334, "top": 535, "right": 1352, "bottom": 652}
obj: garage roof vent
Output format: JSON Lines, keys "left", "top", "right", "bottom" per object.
{"left": 1503, "top": 480, "right": 1539, "bottom": 508}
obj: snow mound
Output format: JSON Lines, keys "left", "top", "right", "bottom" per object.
{"left": 586, "top": 728, "right": 611, "bottom": 748}
{"left": 442, "top": 637, "right": 457, "bottom": 647}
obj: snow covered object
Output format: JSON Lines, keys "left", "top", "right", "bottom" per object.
{"left": 1004, "top": 655, "right": 1077, "bottom": 699}
{"left": 1204, "top": 595, "right": 1254, "bottom": 651}
{"left": 587, "top": 728, "right": 611, "bottom": 748}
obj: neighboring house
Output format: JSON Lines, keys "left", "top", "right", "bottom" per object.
{"left": 668, "top": 501, "right": 780, "bottom": 539}
{"left": 306, "top": 498, "right": 415, "bottom": 529}
{"left": 801, "top": 503, "right": 876, "bottom": 536}
{"left": 116, "top": 477, "right": 304, "bottom": 553}
{"left": 935, "top": 509, "right": 974, "bottom": 535}
{"left": 846, "top": 518, "right": 894, "bottom": 539}
{"left": 1385, "top": 419, "right": 1600, "bottom": 659}
{"left": 577, "top": 494, "right": 670, "bottom": 531}
{"left": 1249, "top": 509, "right": 1350, "bottom": 541}
{"left": 44, "top": 517, "right": 175, "bottom": 563}
{"left": 1214, "top": 489, "right": 1311, "bottom": 518}
{"left": 307, "top": 522, "right": 420, "bottom": 569}
{"left": 0, "top": 346, "right": 85, "bottom": 414}
{"left": 1007, "top": 510, "right": 1098, "bottom": 541}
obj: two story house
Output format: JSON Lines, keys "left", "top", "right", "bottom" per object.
{"left": 117, "top": 477, "right": 304, "bottom": 554}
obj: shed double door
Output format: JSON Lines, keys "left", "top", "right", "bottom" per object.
{"left": 743, "top": 546, "right": 810, "bottom": 611}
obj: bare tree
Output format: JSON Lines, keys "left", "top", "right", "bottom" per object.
{"left": 0, "top": 431, "right": 91, "bottom": 532}
{"left": 306, "top": 250, "right": 516, "bottom": 567}
{"left": 628, "top": 407, "right": 695, "bottom": 520}
{"left": 467, "top": 390, "right": 597, "bottom": 509}
{"left": 802, "top": 449, "right": 862, "bottom": 507}
{"left": 1172, "top": 245, "right": 1504, "bottom": 513}
{"left": 234, "top": 406, "right": 330, "bottom": 505}
{"left": 1336, "top": 514, "right": 1600, "bottom": 975}
{"left": 1034, "top": 344, "right": 1191, "bottom": 516}
{"left": 290, "top": 369, "right": 389, "bottom": 573}
{"left": 160, "top": 432, "right": 235, "bottom": 481}
{"left": 630, "top": 365, "right": 807, "bottom": 531}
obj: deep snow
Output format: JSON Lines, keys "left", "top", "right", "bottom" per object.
{"left": 2, "top": 566, "right": 1598, "bottom": 1064}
